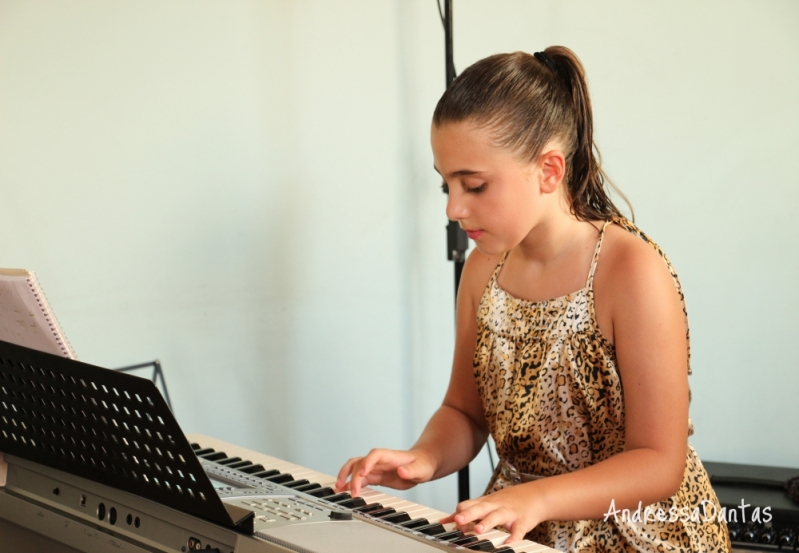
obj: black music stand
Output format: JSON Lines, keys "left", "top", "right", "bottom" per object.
{"left": 115, "top": 359, "right": 173, "bottom": 412}
{"left": 0, "top": 339, "right": 253, "bottom": 533}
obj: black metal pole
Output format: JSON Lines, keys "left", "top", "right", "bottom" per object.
{"left": 441, "top": 0, "right": 471, "bottom": 505}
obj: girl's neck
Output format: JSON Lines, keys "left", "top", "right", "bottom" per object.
{"left": 514, "top": 207, "right": 599, "bottom": 266}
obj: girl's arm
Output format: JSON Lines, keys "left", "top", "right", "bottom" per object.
{"left": 335, "top": 249, "right": 498, "bottom": 496}
{"left": 447, "top": 232, "right": 690, "bottom": 542}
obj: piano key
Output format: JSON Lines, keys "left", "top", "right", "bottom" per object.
{"left": 466, "top": 539, "right": 495, "bottom": 551}
{"left": 494, "top": 548, "right": 515, "bottom": 553}
{"left": 306, "top": 487, "right": 336, "bottom": 498}
{"left": 281, "top": 479, "right": 311, "bottom": 489}
{"left": 264, "top": 473, "right": 295, "bottom": 484}
{"left": 415, "top": 522, "right": 446, "bottom": 536}
{"left": 251, "top": 469, "right": 281, "bottom": 479}
{"left": 216, "top": 457, "right": 243, "bottom": 466}
{"left": 353, "top": 503, "right": 383, "bottom": 513}
{"left": 398, "top": 517, "right": 430, "bottom": 529}
{"left": 381, "top": 511, "right": 411, "bottom": 524}
{"left": 435, "top": 529, "right": 464, "bottom": 541}
{"left": 452, "top": 536, "right": 480, "bottom": 546}
{"left": 226, "top": 460, "right": 255, "bottom": 470}
{"left": 320, "top": 492, "right": 352, "bottom": 503}
{"left": 238, "top": 464, "right": 267, "bottom": 474}
{"left": 198, "top": 451, "right": 228, "bottom": 462}
{"left": 336, "top": 497, "right": 366, "bottom": 509}
{"left": 291, "top": 482, "right": 322, "bottom": 493}
{"left": 192, "top": 448, "right": 215, "bottom": 456}
{"left": 365, "top": 507, "right": 396, "bottom": 518}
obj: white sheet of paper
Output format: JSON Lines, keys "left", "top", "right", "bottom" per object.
{"left": 0, "top": 270, "right": 67, "bottom": 357}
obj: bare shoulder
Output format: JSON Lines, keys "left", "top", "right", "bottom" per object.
{"left": 594, "top": 223, "right": 683, "bottom": 331}
{"left": 460, "top": 248, "right": 503, "bottom": 309}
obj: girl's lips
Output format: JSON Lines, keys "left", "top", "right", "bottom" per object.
{"left": 464, "top": 229, "right": 484, "bottom": 240}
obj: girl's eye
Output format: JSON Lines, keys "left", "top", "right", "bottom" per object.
{"left": 466, "top": 183, "right": 486, "bottom": 194}
{"left": 441, "top": 182, "right": 449, "bottom": 194}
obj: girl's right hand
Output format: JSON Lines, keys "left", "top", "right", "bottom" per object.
{"left": 335, "top": 448, "right": 436, "bottom": 497}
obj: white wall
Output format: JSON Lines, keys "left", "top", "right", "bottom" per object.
{"left": 0, "top": 0, "right": 797, "bottom": 514}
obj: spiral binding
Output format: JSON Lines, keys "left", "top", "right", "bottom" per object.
{"left": 25, "top": 271, "right": 77, "bottom": 359}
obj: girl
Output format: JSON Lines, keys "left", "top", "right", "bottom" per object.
{"left": 336, "top": 46, "right": 730, "bottom": 552}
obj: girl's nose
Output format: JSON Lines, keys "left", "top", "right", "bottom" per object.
{"left": 446, "top": 192, "right": 469, "bottom": 221}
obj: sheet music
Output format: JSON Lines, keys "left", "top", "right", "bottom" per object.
{"left": 0, "top": 269, "right": 75, "bottom": 358}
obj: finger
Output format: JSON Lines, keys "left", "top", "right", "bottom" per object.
{"left": 473, "top": 507, "right": 510, "bottom": 534}
{"left": 507, "top": 519, "right": 532, "bottom": 544}
{"left": 396, "top": 458, "right": 431, "bottom": 483}
{"left": 453, "top": 500, "right": 496, "bottom": 528}
{"left": 335, "top": 457, "right": 361, "bottom": 490}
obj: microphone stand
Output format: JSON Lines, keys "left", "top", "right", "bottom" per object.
{"left": 440, "top": 0, "right": 471, "bottom": 504}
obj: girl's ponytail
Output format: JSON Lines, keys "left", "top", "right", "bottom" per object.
{"left": 543, "top": 46, "right": 630, "bottom": 221}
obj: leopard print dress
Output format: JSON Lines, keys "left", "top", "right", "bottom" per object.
{"left": 474, "top": 217, "right": 730, "bottom": 553}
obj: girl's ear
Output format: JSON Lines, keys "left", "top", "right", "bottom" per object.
{"left": 538, "top": 149, "right": 566, "bottom": 194}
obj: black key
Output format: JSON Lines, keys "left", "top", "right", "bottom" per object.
{"left": 198, "top": 451, "right": 228, "bottom": 461}
{"left": 416, "top": 523, "right": 446, "bottom": 536}
{"left": 192, "top": 448, "right": 215, "bottom": 456}
{"left": 216, "top": 457, "right": 243, "bottom": 466}
{"left": 292, "top": 482, "right": 322, "bottom": 493}
{"left": 382, "top": 512, "right": 411, "bottom": 524}
{"left": 226, "top": 460, "right": 254, "bottom": 469}
{"left": 251, "top": 469, "right": 280, "bottom": 479}
{"left": 353, "top": 503, "right": 383, "bottom": 513}
{"left": 238, "top": 464, "right": 266, "bottom": 474}
{"left": 265, "top": 473, "right": 295, "bottom": 484}
{"left": 337, "top": 497, "right": 366, "bottom": 509}
{"left": 466, "top": 539, "right": 495, "bottom": 551}
{"left": 398, "top": 518, "right": 430, "bottom": 529}
{"left": 366, "top": 507, "right": 396, "bottom": 518}
{"left": 306, "top": 487, "right": 336, "bottom": 498}
{"left": 494, "top": 547, "right": 515, "bottom": 553}
{"left": 190, "top": 443, "right": 201, "bottom": 450}
{"left": 321, "top": 492, "right": 352, "bottom": 503}
{"left": 451, "top": 536, "right": 480, "bottom": 546}
{"left": 282, "top": 479, "right": 311, "bottom": 489}
{"left": 434, "top": 530, "right": 464, "bottom": 541}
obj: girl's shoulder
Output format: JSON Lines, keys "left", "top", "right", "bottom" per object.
{"left": 594, "top": 220, "right": 683, "bottom": 318}
{"left": 460, "top": 248, "right": 503, "bottom": 309}
{"left": 599, "top": 220, "right": 674, "bottom": 281}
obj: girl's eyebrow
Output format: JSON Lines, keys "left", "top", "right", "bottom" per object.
{"left": 433, "top": 166, "right": 484, "bottom": 178}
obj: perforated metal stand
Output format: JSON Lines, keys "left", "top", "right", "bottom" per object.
{"left": 0, "top": 339, "right": 253, "bottom": 533}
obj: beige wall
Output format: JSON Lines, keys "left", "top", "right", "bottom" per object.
{"left": 1, "top": 1, "right": 797, "bottom": 512}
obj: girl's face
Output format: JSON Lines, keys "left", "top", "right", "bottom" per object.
{"left": 432, "top": 120, "right": 558, "bottom": 256}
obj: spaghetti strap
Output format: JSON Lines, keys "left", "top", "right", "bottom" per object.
{"left": 585, "top": 220, "right": 613, "bottom": 289}
{"left": 491, "top": 251, "right": 511, "bottom": 282}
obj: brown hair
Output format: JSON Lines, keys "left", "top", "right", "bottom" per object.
{"left": 432, "top": 46, "right": 631, "bottom": 221}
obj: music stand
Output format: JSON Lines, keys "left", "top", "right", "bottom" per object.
{"left": 0, "top": 339, "right": 253, "bottom": 533}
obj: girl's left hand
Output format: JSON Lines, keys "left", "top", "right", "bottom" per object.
{"left": 441, "top": 482, "right": 545, "bottom": 543}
